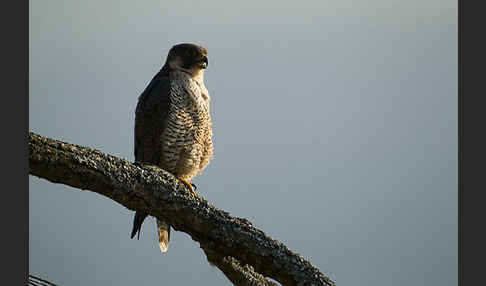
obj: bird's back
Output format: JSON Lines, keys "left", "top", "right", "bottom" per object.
{"left": 134, "top": 68, "right": 171, "bottom": 166}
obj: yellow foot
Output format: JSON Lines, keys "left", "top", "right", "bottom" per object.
{"left": 180, "top": 179, "right": 197, "bottom": 195}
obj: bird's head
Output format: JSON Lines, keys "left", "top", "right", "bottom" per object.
{"left": 166, "top": 43, "right": 208, "bottom": 78}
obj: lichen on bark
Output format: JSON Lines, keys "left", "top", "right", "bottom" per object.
{"left": 29, "top": 132, "right": 336, "bottom": 286}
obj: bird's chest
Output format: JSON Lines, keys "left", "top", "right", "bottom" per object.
{"left": 167, "top": 76, "right": 211, "bottom": 139}
{"left": 160, "top": 73, "right": 213, "bottom": 176}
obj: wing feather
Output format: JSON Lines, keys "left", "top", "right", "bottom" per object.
{"left": 131, "top": 67, "right": 172, "bottom": 242}
{"left": 134, "top": 68, "right": 171, "bottom": 165}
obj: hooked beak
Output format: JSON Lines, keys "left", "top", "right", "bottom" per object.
{"left": 200, "top": 56, "right": 208, "bottom": 69}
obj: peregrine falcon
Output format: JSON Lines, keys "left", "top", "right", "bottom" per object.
{"left": 131, "top": 43, "right": 213, "bottom": 252}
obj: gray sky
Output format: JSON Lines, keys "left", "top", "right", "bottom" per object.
{"left": 29, "top": 1, "right": 457, "bottom": 285}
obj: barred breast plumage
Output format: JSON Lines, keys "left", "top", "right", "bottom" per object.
{"left": 161, "top": 70, "right": 213, "bottom": 179}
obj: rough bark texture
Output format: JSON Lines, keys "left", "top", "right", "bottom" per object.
{"left": 28, "top": 132, "right": 336, "bottom": 286}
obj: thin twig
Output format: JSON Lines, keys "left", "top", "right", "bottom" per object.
{"left": 28, "top": 275, "right": 58, "bottom": 286}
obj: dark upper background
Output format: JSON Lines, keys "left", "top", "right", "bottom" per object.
{"left": 29, "top": 1, "right": 457, "bottom": 285}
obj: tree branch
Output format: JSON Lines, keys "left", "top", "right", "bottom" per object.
{"left": 28, "top": 132, "right": 336, "bottom": 286}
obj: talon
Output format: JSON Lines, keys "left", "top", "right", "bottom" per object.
{"left": 180, "top": 179, "right": 197, "bottom": 195}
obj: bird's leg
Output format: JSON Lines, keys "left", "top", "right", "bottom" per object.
{"left": 179, "top": 178, "right": 197, "bottom": 195}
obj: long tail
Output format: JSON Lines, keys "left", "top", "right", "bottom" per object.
{"left": 156, "top": 219, "right": 171, "bottom": 253}
{"left": 131, "top": 211, "right": 148, "bottom": 239}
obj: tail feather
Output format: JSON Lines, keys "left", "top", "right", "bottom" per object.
{"left": 156, "top": 219, "right": 171, "bottom": 253}
{"left": 131, "top": 211, "right": 148, "bottom": 239}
